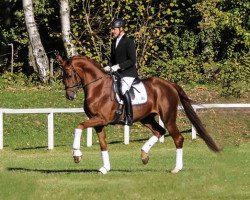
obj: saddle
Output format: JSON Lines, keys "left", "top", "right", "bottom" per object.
{"left": 112, "top": 73, "right": 147, "bottom": 105}
{"left": 110, "top": 72, "right": 147, "bottom": 124}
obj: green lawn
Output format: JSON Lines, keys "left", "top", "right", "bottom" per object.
{"left": 0, "top": 85, "right": 249, "bottom": 200}
{"left": 0, "top": 139, "right": 249, "bottom": 200}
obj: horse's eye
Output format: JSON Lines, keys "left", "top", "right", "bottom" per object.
{"left": 65, "top": 74, "right": 72, "bottom": 79}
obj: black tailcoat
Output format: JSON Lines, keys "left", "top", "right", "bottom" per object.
{"left": 110, "top": 34, "right": 138, "bottom": 78}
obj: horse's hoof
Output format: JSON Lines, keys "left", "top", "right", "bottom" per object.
{"left": 99, "top": 167, "right": 109, "bottom": 174}
{"left": 72, "top": 150, "right": 83, "bottom": 164}
{"left": 171, "top": 168, "right": 182, "bottom": 174}
{"left": 73, "top": 156, "right": 82, "bottom": 163}
{"left": 141, "top": 150, "right": 149, "bottom": 165}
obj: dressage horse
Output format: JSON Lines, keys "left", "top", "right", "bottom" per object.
{"left": 56, "top": 54, "right": 220, "bottom": 174}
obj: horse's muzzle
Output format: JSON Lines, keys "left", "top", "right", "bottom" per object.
{"left": 66, "top": 93, "right": 76, "bottom": 100}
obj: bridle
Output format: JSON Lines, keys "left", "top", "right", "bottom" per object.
{"left": 64, "top": 64, "right": 82, "bottom": 91}
{"left": 64, "top": 63, "right": 103, "bottom": 92}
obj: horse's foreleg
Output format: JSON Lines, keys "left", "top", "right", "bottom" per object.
{"left": 72, "top": 117, "right": 106, "bottom": 164}
{"left": 72, "top": 128, "right": 83, "bottom": 163}
{"left": 95, "top": 126, "right": 111, "bottom": 174}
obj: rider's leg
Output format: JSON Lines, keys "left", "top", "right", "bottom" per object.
{"left": 121, "top": 77, "right": 135, "bottom": 126}
{"left": 123, "top": 91, "right": 133, "bottom": 126}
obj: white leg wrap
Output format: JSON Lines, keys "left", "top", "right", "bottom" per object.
{"left": 73, "top": 128, "right": 82, "bottom": 150}
{"left": 141, "top": 136, "right": 158, "bottom": 153}
{"left": 100, "top": 151, "right": 111, "bottom": 171}
{"left": 73, "top": 149, "right": 83, "bottom": 157}
{"left": 175, "top": 148, "right": 183, "bottom": 170}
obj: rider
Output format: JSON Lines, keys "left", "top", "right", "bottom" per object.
{"left": 104, "top": 18, "right": 138, "bottom": 126}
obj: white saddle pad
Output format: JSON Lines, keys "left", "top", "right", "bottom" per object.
{"left": 116, "top": 81, "right": 147, "bottom": 105}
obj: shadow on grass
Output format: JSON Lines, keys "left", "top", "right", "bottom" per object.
{"left": 14, "top": 145, "right": 69, "bottom": 151}
{"left": 7, "top": 167, "right": 99, "bottom": 173}
{"left": 7, "top": 167, "right": 168, "bottom": 174}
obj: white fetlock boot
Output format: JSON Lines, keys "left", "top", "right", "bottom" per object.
{"left": 141, "top": 135, "right": 159, "bottom": 165}
{"left": 171, "top": 148, "right": 183, "bottom": 174}
{"left": 99, "top": 151, "right": 111, "bottom": 174}
{"left": 72, "top": 129, "right": 83, "bottom": 163}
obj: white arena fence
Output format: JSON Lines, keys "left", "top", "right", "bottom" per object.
{"left": 0, "top": 104, "right": 249, "bottom": 150}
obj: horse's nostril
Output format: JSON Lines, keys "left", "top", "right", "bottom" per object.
{"left": 67, "top": 94, "right": 76, "bottom": 101}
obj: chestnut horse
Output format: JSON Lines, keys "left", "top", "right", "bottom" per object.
{"left": 57, "top": 55, "right": 220, "bottom": 174}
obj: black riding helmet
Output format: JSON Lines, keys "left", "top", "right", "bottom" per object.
{"left": 111, "top": 19, "right": 125, "bottom": 28}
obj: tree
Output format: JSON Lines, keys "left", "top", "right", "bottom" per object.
{"left": 23, "top": 0, "right": 49, "bottom": 82}
{"left": 59, "top": 0, "right": 76, "bottom": 58}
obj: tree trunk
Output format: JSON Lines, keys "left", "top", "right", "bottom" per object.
{"left": 60, "top": 0, "right": 77, "bottom": 58}
{"left": 23, "top": 0, "right": 49, "bottom": 82}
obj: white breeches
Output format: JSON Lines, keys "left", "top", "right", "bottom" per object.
{"left": 121, "top": 77, "right": 135, "bottom": 95}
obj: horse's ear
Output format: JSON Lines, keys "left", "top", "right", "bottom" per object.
{"left": 56, "top": 54, "right": 64, "bottom": 66}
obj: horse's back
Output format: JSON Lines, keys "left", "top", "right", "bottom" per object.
{"left": 142, "top": 77, "right": 178, "bottom": 94}
{"left": 141, "top": 76, "right": 180, "bottom": 107}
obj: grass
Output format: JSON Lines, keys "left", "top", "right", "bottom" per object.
{"left": 0, "top": 84, "right": 249, "bottom": 200}
{"left": 0, "top": 140, "right": 249, "bottom": 200}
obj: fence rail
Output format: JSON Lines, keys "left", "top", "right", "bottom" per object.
{"left": 0, "top": 104, "right": 249, "bottom": 150}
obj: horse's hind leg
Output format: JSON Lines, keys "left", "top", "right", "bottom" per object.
{"left": 165, "top": 118, "right": 184, "bottom": 173}
{"left": 140, "top": 115, "right": 166, "bottom": 165}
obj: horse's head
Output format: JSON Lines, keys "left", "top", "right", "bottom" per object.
{"left": 56, "top": 54, "right": 82, "bottom": 100}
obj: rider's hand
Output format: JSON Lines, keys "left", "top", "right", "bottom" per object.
{"left": 103, "top": 66, "right": 111, "bottom": 72}
{"left": 111, "top": 64, "right": 120, "bottom": 72}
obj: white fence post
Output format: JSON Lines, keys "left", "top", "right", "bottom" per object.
{"left": 86, "top": 128, "right": 92, "bottom": 147}
{"left": 0, "top": 111, "right": 3, "bottom": 150}
{"left": 124, "top": 125, "right": 130, "bottom": 144}
{"left": 48, "top": 112, "right": 54, "bottom": 150}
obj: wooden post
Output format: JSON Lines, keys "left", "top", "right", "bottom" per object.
{"left": 8, "top": 43, "right": 14, "bottom": 73}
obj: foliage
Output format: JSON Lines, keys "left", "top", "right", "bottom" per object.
{"left": 0, "top": 72, "right": 33, "bottom": 87}
{"left": 219, "top": 53, "right": 250, "bottom": 97}
{"left": 0, "top": 0, "right": 249, "bottom": 97}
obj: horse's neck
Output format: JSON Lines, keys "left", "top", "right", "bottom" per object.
{"left": 76, "top": 59, "right": 104, "bottom": 81}
{"left": 75, "top": 61, "right": 106, "bottom": 93}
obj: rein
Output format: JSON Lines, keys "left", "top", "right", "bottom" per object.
{"left": 82, "top": 77, "right": 103, "bottom": 88}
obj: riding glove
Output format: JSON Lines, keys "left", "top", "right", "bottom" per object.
{"left": 111, "top": 64, "right": 120, "bottom": 72}
{"left": 103, "top": 66, "right": 111, "bottom": 72}
{"left": 104, "top": 64, "right": 120, "bottom": 72}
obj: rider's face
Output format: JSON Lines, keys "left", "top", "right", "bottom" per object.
{"left": 112, "top": 27, "right": 122, "bottom": 38}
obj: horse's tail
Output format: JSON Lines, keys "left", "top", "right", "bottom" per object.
{"left": 172, "top": 83, "right": 221, "bottom": 152}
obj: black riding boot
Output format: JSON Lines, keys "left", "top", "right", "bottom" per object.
{"left": 123, "top": 91, "right": 133, "bottom": 126}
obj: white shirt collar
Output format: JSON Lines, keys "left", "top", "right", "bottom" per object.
{"left": 116, "top": 32, "right": 125, "bottom": 48}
